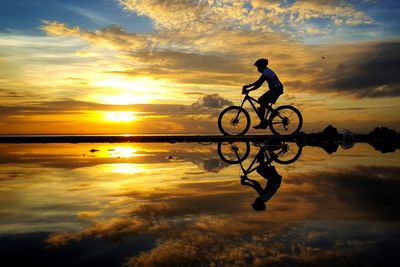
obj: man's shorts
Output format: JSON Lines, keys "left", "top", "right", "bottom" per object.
{"left": 258, "top": 88, "right": 283, "bottom": 104}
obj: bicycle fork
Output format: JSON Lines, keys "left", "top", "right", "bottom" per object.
{"left": 233, "top": 146, "right": 248, "bottom": 180}
{"left": 233, "top": 100, "right": 247, "bottom": 123}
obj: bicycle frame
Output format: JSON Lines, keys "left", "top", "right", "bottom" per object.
{"left": 233, "top": 144, "right": 285, "bottom": 179}
{"left": 237, "top": 93, "right": 274, "bottom": 121}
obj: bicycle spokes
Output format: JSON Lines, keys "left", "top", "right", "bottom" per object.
{"left": 269, "top": 105, "right": 302, "bottom": 136}
{"left": 217, "top": 142, "right": 250, "bottom": 164}
{"left": 282, "top": 116, "right": 289, "bottom": 130}
{"left": 218, "top": 106, "right": 251, "bottom": 136}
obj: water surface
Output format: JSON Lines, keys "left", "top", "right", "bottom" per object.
{"left": 0, "top": 142, "right": 399, "bottom": 266}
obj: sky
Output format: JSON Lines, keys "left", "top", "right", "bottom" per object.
{"left": 0, "top": 0, "right": 399, "bottom": 134}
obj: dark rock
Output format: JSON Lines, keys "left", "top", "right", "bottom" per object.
{"left": 365, "top": 127, "right": 399, "bottom": 153}
{"left": 368, "top": 127, "right": 397, "bottom": 140}
{"left": 368, "top": 142, "right": 397, "bottom": 153}
{"left": 321, "top": 125, "right": 339, "bottom": 139}
{"left": 320, "top": 142, "right": 340, "bottom": 154}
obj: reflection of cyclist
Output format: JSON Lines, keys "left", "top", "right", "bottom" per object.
{"left": 242, "top": 58, "right": 284, "bottom": 129}
{"left": 241, "top": 163, "right": 282, "bottom": 211}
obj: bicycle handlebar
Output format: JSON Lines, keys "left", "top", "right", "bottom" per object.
{"left": 241, "top": 89, "right": 250, "bottom": 96}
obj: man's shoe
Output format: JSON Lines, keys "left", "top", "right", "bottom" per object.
{"left": 253, "top": 121, "right": 268, "bottom": 129}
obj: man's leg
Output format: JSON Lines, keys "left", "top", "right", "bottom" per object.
{"left": 258, "top": 103, "right": 266, "bottom": 121}
{"left": 241, "top": 178, "right": 264, "bottom": 195}
{"left": 254, "top": 92, "right": 272, "bottom": 129}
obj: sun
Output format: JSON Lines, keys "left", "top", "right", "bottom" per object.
{"left": 104, "top": 111, "right": 138, "bottom": 122}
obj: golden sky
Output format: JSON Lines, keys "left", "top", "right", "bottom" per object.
{"left": 0, "top": 0, "right": 399, "bottom": 134}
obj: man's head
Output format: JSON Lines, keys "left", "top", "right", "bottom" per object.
{"left": 252, "top": 197, "right": 266, "bottom": 211}
{"left": 254, "top": 58, "right": 269, "bottom": 73}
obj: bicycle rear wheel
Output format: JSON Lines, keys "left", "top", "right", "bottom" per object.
{"left": 218, "top": 106, "right": 250, "bottom": 136}
{"left": 274, "top": 142, "right": 303, "bottom": 164}
{"left": 269, "top": 105, "right": 303, "bottom": 136}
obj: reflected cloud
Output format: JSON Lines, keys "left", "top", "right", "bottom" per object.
{"left": 100, "top": 163, "right": 146, "bottom": 174}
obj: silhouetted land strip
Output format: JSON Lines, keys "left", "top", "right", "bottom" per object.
{"left": 0, "top": 127, "right": 399, "bottom": 152}
{"left": 0, "top": 134, "right": 295, "bottom": 143}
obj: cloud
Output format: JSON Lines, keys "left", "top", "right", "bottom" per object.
{"left": 1, "top": 0, "right": 395, "bottom": 134}
{"left": 38, "top": 163, "right": 400, "bottom": 266}
{"left": 0, "top": 94, "right": 230, "bottom": 117}
{"left": 132, "top": 192, "right": 248, "bottom": 218}
{"left": 126, "top": 220, "right": 397, "bottom": 267}
{"left": 42, "top": 22, "right": 149, "bottom": 51}
{"left": 47, "top": 217, "right": 147, "bottom": 245}
{"left": 40, "top": 17, "right": 397, "bottom": 100}
{"left": 77, "top": 211, "right": 102, "bottom": 219}
{"left": 191, "top": 157, "right": 228, "bottom": 173}
{"left": 0, "top": 93, "right": 234, "bottom": 134}
{"left": 0, "top": 89, "right": 27, "bottom": 98}
{"left": 41, "top": 21, "right": 81, "bottom": 37}
{"left": 279, "top": 40, "right": 400, "bottom": 98}
{"left": 39, "top": 3, "right": 393, "bottom": 100}
{"left": 191, "top": 94, "right": 233, "bottom": 109}
{"left": 286, "top": 165, "right": 400, "bottom": 220}
{"left": 120, "top": 0, "right": 373, "bottom": 35}
{"left": 326, "top": 41, "right": 400, "bottom": 97}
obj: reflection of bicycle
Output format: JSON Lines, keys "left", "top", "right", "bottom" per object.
{"left": 217, "top": 141, "right": 302, "bottom": 165}
{"left": 218, "top": 142, "right": 301, "bottom": 182}
{"left": 218, "top": 91, "right": 303, "bottom": 136}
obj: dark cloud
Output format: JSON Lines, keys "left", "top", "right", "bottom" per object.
{"left": 0, "top": 90, "right": 25, "bottom": 98}
{"left": 191, "top": 93, "right": 233, "bottom": 109}
{"left": 281, "top": 41, "right": 400, "bottom": 98}
{"left": 322, "top": 41, "right": 400, "bottom": 97}
{"left": 191, "top": 157, "right": 228, "bottom": 173}
{"left": 322, "top": 166, "right": 400, "bottom": 220}
{"left": 132, "top": 191, "right": 249, "bottom": 218}
{"left": 287, "top": 166, "right": 400, "bottom": 220}
{"left": 132, "top": 50, "right": 247, "bottom": 74}
{"left": 0, "top": 94, "right": 232, "bottom": 118}
{"left": 0, "top": 99, "right": 109, "bottom": 116}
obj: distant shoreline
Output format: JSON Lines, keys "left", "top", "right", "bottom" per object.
{"left": 0, "top": 126, "right": 398, "bottom": 147}
{"left": 0, "top": 135, "right": 295, "bottom": 143}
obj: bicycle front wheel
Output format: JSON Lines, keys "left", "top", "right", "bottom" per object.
{"left": 217, "top": 142, "right": 250, "bottom": 164}
{"left": 218, "top": 106, "right": 250, "bottom": 136}
{"left": 269, "top": 105, "right": 303, "bottom": 136}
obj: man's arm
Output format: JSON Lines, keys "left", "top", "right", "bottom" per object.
{"left": 243, "top": 75, "right": 266, "bottom": 92}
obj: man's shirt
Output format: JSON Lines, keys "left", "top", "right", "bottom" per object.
{"left": 262, "top": 67, "right": 283, "bottom": 91}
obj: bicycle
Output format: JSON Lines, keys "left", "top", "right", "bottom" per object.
{"left": 218, "top": 91, "right": 303, "bottom": 136}
{"left": 217, "top": 141, "right": 302, "bottom": 165}
{"left": 216, "top": 141, "right": 301, "bottom": 190}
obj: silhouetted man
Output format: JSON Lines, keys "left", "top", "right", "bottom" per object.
{"left": 242, "top": 58, "right": 283, "bottom": 129}
{"left": 241, "top": 164, "right": 282, "bottom": 211}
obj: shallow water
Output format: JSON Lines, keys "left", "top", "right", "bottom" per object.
{"left": 0, "top": 142, "right": 399, "bottom": 266}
